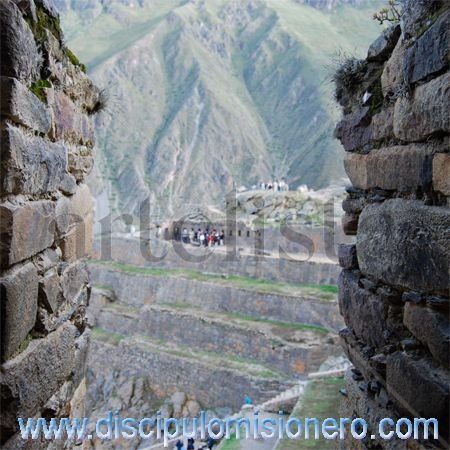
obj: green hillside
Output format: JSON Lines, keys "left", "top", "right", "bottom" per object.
{"left": 58, "top": 0, "right": 384, "bottom": 219}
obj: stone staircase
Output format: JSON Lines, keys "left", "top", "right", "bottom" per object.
{"left": 258, "top": 381, "right": 306, "bottom": 413}
{"left": 144, "top": 382, "right": 307, "bottom": 450}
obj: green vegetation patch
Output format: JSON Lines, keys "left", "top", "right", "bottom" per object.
{"left": 90, "top": 260, "right": 337, "bottom": 301}
{"left": 161, "top": 305, "right": 332, "bottom": 334}
{"left": 274, "top": 377, "right": 345, "bottom": 449}
{"left": 134, "top": 335, "right": 285, "bottom": 380}
{"left": 26, "top": 6, "right": 62, "bottom": 45}
{"left": 220, "top": 433, "right": 241, "bottom": 450}
{"left": 226, "top": 313, "right": 332, "bottom": 335}
{"left": 65, "top": 47, "right": 87, "bottom": 72}
{"left": 11, "top": 333, "right": 34, "bottom": 358}
{"left": 92, "top": 327, "right": 124, "bottom": 345}
{"left": 29, "top": 79, "right": 52, "bottom": 102}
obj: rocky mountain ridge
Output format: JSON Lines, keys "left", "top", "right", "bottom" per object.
{"left": 58, "top": 0, "right": 383, "bottom": 220}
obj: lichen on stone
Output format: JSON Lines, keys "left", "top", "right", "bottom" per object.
{"left": 29, "top": 78, "right": 51, "bottom": 102}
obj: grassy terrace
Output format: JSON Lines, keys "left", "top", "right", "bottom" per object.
{"left": 91, "top": 327, "right": 125, "bottom": 345}
{"left": 90, "top": 260, "right": 338, "bottom": 301}
{"left": 274, "top": 377, "right": 345, "bottom": 450}
{"left": 221, "top": 378, "right": 345, "bottom": 450}
{"left": 161, "top": 303, "right": 333, "bottom": 335}
{"left": 101, "top": 300, "right": 333, "bottom": 335}
{"left": 91, "top": 326, "right": 287, "bottom": 380}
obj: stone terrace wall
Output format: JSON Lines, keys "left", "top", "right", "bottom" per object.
{"left": 88, "top": 339, "right": 294, "bottom": 412}
{"left": 89, "top": 264, "right": 343, "bottom": 330}
{"left": 0, "top": 0, "right": 98, "bottom": 446}
{"left": 93, "top": 236, "right": 341, "bottom": 285}
{"left": 335, "top": 1, "right": 449, "bottom": 448}
{"left": 95, "top": 304, "right": 340, "bottom": 378}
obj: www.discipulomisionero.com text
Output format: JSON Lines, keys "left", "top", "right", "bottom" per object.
{"left": 18, "top": 411, "right": 439, "bottom": 447}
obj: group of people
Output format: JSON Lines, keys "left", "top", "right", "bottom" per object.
{"left": 175, "top": 437, "right": 217, "bottom": 450}
{"left": 260, "top": 180, "right": 289, "bottom": 191}
{"left": 175, "top": 228, "right": 226, "bottom": 247}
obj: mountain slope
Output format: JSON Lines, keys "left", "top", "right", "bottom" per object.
{"left": 58, "top": 0, "right": 384, "bottom": 219}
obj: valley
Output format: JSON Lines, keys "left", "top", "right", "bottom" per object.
{"left": 57, "top": 0, "right": 384, "bottom": 219}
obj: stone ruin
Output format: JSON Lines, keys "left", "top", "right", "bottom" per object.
{"left": 335, "top": 0, "right": 449, "bottom": 447}
{"left": 0, "top": 0, "right": 99, "bottom": 446}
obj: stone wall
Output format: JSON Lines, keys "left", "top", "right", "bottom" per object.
{"left": 335, "top": 1, "right": 449, "bottom": 447}
{"left": 89, "top": 264, "right": 343, "bottom": 330}
{"left": 95, "top": 303, "right": 340, "bottom": 379}
{"left": 88, "top": 338, "right": 294, "bottom": 412}
{"left": 93, "top": 236, "right": 341, "bottom": 285}
{"left": 0, "top": 0, "right": 98, "bottom": 446}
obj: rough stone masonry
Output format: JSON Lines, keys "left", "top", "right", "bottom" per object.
{"left": 0, "top": 0, "right": 99, "bottom": 447}
{"left": 335, "top": 0, "right": 449, "bottom": 448}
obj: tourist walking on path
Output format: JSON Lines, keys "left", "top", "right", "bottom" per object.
{"left": 175, "top": 440, "right": 184, "bottom": 450}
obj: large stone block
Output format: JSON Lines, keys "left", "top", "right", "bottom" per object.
{"left": 338, "top": 271, "right": 388, "bottom": 348}
{"left": 59, "top": 213, "right": 93, "bottom": 262}
{"left": 60, "top": 261, "right": 89, "bottom": 304}
{"left": 367, "top": 24, "right": 401, "bottom": 63}
{"left": 55, "top": 184, "right": 92, "bottom": 236}
{"left": 1, "top": 124, "right": 67, "bottom": 195}
{"left": 337, "top": 244, "right": 358, "bottom": 270}
{"left": 386, "top": 352, "right": 449, "bottom": 438}
{"left": 357, "top": 200, "right": 450, "bottom": 294}
{"left": 381, "top": 39, "right": 407, "bottom": 99}
{"left": 0, "top": 200, "right": 55, "bottom": 268}
{"left": 34, "top": 248, "right": 60, "bottom": 274}
{"left": 341, "top": 213, "right": 359, "bottom": 236}
{"left": 37, "top": 283, "right": 88, "bottom": 335}
{"left": 404, "top": 303, "right": 450, "bottom": 369}
{"left": 49, "top": 91, "right": 95, "bottom": 147}
{"left": 433, "top": 153, "right": 450, "bottom": 195}
{"left": 0, "top": 0, "right": 42, "bottom": 83}
{"left": 38, "top": 268, "right": 61, "bottom": 314}
{"left": 67, "top": 146, "right": 94, "bottom": 181}
{"left": 334, "top": 107, "right": 372, "bottom": 152}
{"left": 45, "top": 32, "right": 100, "bottom": 111}
{"left": 394, "top": 73, "right": 450, "bottom": 142}
{"left": 0, "top": 323, "right": 77, "bottom": 437}
{"left": 0, "top": 263, "right": 38, "bottom": 362}
{"left": 0, "top": 77, "right": 52, "bottom": 134}
{"left": 401, "top": 0, "right": 446, "bottom": 40}
{"left": 342, "top": 196, "right": 365, "bottom": 215}
{"left": 344, "top": 144, "right": 436, "bottom": 191}
{"left": 403, "top": 10, "right": 449, "bottom": 85}
{"left": 370, "top": 106, "right": 394, "bottom": 142}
